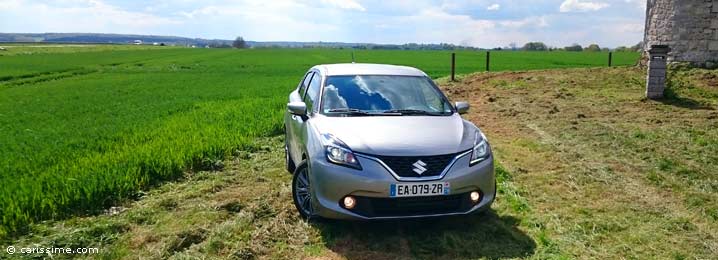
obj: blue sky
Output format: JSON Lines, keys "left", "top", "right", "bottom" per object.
{"left": 0, "top": 0, "right": 646, "bottom": 48}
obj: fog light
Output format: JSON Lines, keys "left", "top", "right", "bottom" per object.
{"left": 343, "top": 196, "right": 356, "bottom": 209}
{"left": 470, "top": 191, "right": 481, "bottom": 203}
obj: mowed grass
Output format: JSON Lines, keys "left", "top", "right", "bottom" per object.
{"left": 441, "top": 67, "right": 717, "bottom": 258}
{"left": 0, "top": 45, "right": 639, "bottom": 237}
{"left": 5, "top": 137, "right": 548, "bottom": 260}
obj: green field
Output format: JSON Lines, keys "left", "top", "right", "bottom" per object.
{"left": 3, "top": 45, "right": 717, "bottom": 259}
{"left": 0, "top": 45, "right": 640, "bottom": 237}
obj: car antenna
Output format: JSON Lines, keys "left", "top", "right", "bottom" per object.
{"left": 351, "top": 52, "right": 355, "bottom": 63}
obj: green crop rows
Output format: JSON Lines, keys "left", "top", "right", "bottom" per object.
{"left": 0, "top": 46, "right": 640, "bottom": 236}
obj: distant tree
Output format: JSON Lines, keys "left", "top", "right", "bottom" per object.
{"left": 522, "top": 42, "right": 548, "bottom": 51}
{"left": 630, "top": 41, "right": 643, "bottom": 52}
{"left": 508, "top": 42, "right": 518, "bottom": 50}
{"left": 209, "top": 40, "right": 232, "bottom": 48}
{"left": 615, "top": 46, "right": 630, "bottom": 52}
{"left": 585, "top": 44, "right": 601, "bottom": 52}
{"left": 233, "top": 36, "right": 248, "bottom": 49}
{"left": 565, "top": 43, "right": 583, "bottom": 52}
{"left": 601, "top": 47, "right": 610, "bottom": 52}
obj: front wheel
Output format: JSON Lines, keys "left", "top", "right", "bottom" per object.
{"left": 292, "top": 161, "right": 314, "bottom": 219}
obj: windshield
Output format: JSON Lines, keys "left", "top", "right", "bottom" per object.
{"left": 320, "top": 75, "right": 454, "bottom": 116}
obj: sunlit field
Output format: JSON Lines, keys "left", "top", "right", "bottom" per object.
{"left": 3, "top": 45, "right": 715, "bottom": 259}
{"left": 0, "top": 45, "right": 640, "bottom": 236}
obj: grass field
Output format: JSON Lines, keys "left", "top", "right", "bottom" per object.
{"left": 0, "top": 45, "right": 640, "bottom": 238}
{"left": 3, "top": 65, "right": 716, "bottom": 259}
{"left": 442, "top": 67, "right": 717, "bottom": 259}
{"left": 2, "top": 44, "right": 717, "bottom": 259}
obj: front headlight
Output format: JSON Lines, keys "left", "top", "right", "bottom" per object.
{"left": 321, "top": 133, "right": 362, "bottom": 170}
{"left": 470, "top": 131, "right": 490, "bottom": 166}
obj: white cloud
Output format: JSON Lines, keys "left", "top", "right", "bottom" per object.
{"left": 487, "top": 3, "right": 500, "bottom": 11}
{"left": 319, "top": 0, "right": 366, "bottom": 11}
{"left": 76, "top": 0, "right": 181, "bottom": 27}
{"left": 624, "top": 0, "right": 647, "bottom": 9}
{"left": 174, "top": 1, "right": 343, "bottom": 41}
{"left": 0, "top": 0, "right": 180, "bottom": 33}
{"left": 499, "top": 16, "right": 549, "bottom": 28}
{"left": 0, "top": 0, "right": 646, "bottom": 48}
{"left": 559, "top": 0, "right": 609, "bottom": 12}
{"left": 0, "top": 0, "right": 22, "bottom": 9}
{"left": 369, "top": 8, "right": 495, "bottom": 46}
{"left": 614, "top": 22, "right": 643, "bottom": 33}
{"left": 365, "top": 8, "right": 559, "bottom": 48}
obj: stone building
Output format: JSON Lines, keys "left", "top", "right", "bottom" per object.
{"left": 644, "top": 0, "right": 718, "bottom": 67}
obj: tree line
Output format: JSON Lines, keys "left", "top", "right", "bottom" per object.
{"left": 222, "top": 35, "right": 643, "bottom": 52}
{"left": 503, "top": 41, "right": 643, "bottom": 52}
{"left": 203, "top": 37, "right": 248, "bottom": 48}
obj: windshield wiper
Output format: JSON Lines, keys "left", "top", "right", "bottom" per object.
{"left": 382, "top": 109, "right": 446, "bottom": 116}
{"left": 326, "top": 108, "right": 375, "bottom": 116}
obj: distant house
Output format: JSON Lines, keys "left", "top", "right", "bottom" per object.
{"left": 152, "top": 42, "right": 159, "bottom": 46}
{"left": 133, "top": 40, "right": 142, "bottom": 45}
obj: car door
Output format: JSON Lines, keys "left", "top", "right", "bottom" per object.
{"left": 287, "top": 70, "right": 314, "bottom": 162}
{"left": 295, "top": 71, "right": 322, "bottom": 161}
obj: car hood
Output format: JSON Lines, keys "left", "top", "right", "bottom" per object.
{"left": 311, "top": 114, "right": 477, "bottom": 156}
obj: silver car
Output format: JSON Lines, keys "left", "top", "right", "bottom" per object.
{"left": 284, "top": 63, "right": 495, "bottom": 219}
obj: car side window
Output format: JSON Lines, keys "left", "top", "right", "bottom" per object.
{"left": 299, "top": 72, "right": 313, "bottom": 97}
{"left": 304, "top": 72, "right": 321, "bottom": 114}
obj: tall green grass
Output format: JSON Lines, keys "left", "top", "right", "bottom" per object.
{"left": 0, "top": 47, "right": 640, "bottom": 237}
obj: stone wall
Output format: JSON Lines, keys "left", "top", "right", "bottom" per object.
{"left": 644, "top": 0, "right": 718, "bottom": 67}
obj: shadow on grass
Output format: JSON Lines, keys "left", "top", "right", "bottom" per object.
{"left": 314, "top": 210, "right": 535, "bottom": 259}
{"left": 657, "top": 87, "right": 715, "bottom": 110}
{"left": 656, "top": 75, "right": 716, "bottom": 110}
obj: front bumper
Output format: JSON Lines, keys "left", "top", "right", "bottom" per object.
{"left": 309, "top": 152, "right": 495, "bottom": 220}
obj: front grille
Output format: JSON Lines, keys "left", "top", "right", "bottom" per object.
{"left": 348, "top": 193, "right": 474, "bottom": 218}
{"left": 375, "top": 153, "right": 458, "bottom": 178}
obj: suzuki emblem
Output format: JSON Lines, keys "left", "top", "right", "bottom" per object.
{"left": 412, "top": 160, "right": 428, "bottom": 175}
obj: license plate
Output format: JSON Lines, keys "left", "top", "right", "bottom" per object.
{"left": 390, "top": 182, "right": 450, "bottom": 197}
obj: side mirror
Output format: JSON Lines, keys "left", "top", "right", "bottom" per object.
{"left": 287, "top": 102, "right": 307, "bottom": 116}
{"left": 455, "top": 101, "right": 470, "bottom": 114}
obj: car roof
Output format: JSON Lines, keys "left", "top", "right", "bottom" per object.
{"left": 313, "top": 63, "right": 427, "bottom": 77}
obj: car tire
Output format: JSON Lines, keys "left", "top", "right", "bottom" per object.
{"left": 292, "top": 161, "right": 314, "bottom": 219}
